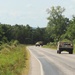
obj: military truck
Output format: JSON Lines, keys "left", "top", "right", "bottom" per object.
{"left": 35, "top": 42, "right": 40, "bottom": 46}
{"left": 35, "top": 41, "right": 43, "bottom": 46}
{"left": 57, "top": 41, "right": 73, "bottom": 54}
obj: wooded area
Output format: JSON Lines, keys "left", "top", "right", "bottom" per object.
{"left": 0, "top": 6, "right": 75, "bottom": 45}
{"left": 0, "top": 24, "right": 47, "bottom": 44}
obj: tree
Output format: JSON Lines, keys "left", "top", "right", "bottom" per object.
{"left": 0, "top": 24, "right": 4, "bottom": 41}
{"left": 65, "top": 16, "right": 75, "bottom": 41}
{"left": 46, "top": 6, "right": 69, "bottom": 42}
{"left": 32, "top": 27, "right": 43, "bottom": 43}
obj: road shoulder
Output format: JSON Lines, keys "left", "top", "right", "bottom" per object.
{"left": 28, "top": 47, "right": 44, "bottom": 75}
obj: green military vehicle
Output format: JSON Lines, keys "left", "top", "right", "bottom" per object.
{"left": 57, "top": 41, "right": 73, "bottom": 54}
{"left": 35, "top": 41, "right": 43, "bottom": 46}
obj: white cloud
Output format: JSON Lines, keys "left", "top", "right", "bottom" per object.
{"left": 26, "top": 4, "right": 32, "bottom": 8}
{"left": 71, "top": 0, "right": 75, "bottom": 2}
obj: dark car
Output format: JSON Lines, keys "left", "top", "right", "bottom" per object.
{"left": 57, "top": 41, "right": 73, "bottom": 54}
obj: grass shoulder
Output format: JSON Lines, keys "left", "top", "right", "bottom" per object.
{"left": 21, "top": 47, "right": 30, "bottom": 75}
{"left": 0, "top": 43, "right": 30, "bottom": 75}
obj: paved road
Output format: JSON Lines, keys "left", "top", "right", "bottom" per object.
{"left": 28, "top": 46, "right": 75, "bottom": 75}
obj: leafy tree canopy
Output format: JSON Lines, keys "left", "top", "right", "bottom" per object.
{"left": 46, "top": 6, "right": 70, "bottom": 42}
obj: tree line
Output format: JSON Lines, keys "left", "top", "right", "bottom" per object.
{"left": 0, "top": 6, "right": 75, "bottom": 44}
{"left": 0, "top": 24, "right": 47, "bottom": 44}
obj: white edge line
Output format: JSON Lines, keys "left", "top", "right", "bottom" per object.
{"left": 27, "top": 47, "right": 44, "bottom": 75}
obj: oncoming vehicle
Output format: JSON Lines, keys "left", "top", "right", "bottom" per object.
{"left": 35, "top": 42, "right": 40, "bottom": 46}
{"left": 35, "top": 41, "right": 43, "bottom": 46}
{"left": 57, "top": 41, "right": 73, "bottom": 54}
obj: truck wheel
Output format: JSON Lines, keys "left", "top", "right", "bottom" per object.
{"left": 57, "top": 50, "right": 61, "bottom": 54}
{"left": 69, "top": 51, "right": 73, "bottom": 54}
{"left": 57, "top": 50, "right": 59, "bottom": 53}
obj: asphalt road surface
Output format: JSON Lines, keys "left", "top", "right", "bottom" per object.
{"left": 28, "top": 46, "right": 75, "bottom": 75}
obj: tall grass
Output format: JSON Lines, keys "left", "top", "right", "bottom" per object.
{"left": 0, "top": 43, "right": 29, "bottom": 75}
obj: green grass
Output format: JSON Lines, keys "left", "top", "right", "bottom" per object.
{"left": 0, "top": 44, "right": 30, "bottom": 75}
{"left": 43, "top": 42, "right": 57, "bottom": 49}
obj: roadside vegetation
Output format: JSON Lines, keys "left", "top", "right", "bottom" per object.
{"left": 0, "top": 5, "right": 75, "bottom": 74}
{"left": 44, "top": 42, "right": 57, "bottom": 49}
{"left": 0, "top": 41, "right": 30, "bottom": 75}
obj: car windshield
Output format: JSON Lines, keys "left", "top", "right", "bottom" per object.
{"left": 64, "top": 43, "right": 71, "bottom": 45}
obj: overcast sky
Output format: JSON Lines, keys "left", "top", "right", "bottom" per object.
{"left": 0, "top": 0, "right": 75, "bottom": 27}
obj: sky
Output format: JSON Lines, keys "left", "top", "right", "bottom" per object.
{"left": 0, "top": 0, "right": 75, "bottom": 27}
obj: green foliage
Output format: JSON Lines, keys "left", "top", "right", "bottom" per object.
{"left": 44, "top": 42, "right": 57, "bottom": 49}
{"left": 46, "top": 6, "right": 70, "bottom": 42}
{"left": 64, "top": 16, "right": 75, "bottom": 41}
{"left": 32, "top": 27, "right": 45, "bottom": 43}
{"left": 60, "top": 39, "right": 71, "bottom": 42}
{"left": 12, "top": 40, "right": 19, "bottom": 46}
{"left": 0, "top": 23, "right": 46, "bottom": 44}
{"left": 0, "top": 43, "right": 28, "bottom": 75}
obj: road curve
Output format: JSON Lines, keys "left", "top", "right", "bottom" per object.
{"left": 28, "top": 46, "right": 75, "bottom": 75}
